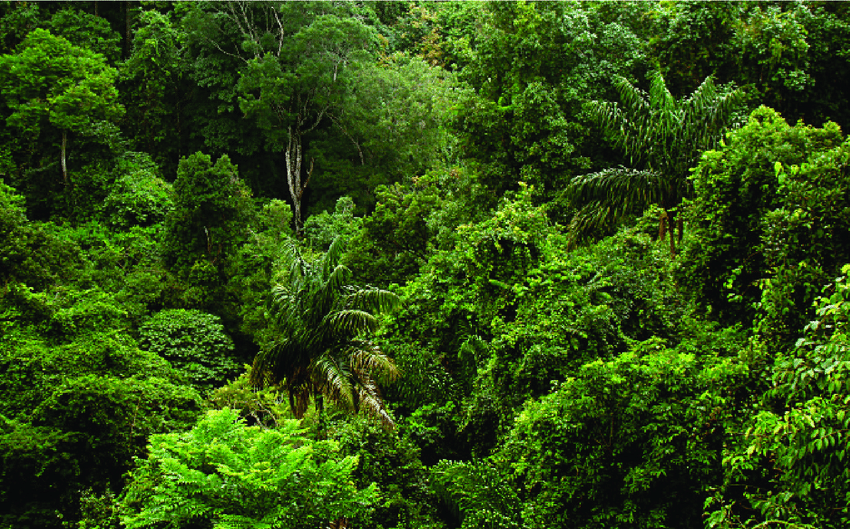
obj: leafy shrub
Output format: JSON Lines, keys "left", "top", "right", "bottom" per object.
{"left": 0, "top": 181, "right": 81, "bottom": 290}
{"left": 334, "top": 416, "right": 446, "bottom": 529}
{"left": 0, "top": 326, "right": 200, "bottom": 529}
{"left": 138, "top": 308, "right": 242, "bottom": 390}
{"left": 103, "top": 165, "right": 173, "bottom": 229}
{"left": 207, "top": 367, "right": 291, "bottom": 429}
{"left": 230, "top": 198, "right": 294, "bottom": 340}
{"left": 302, "top": 195, "right": 362, "bottom": 252}
{"left": 431, "top": 459, "right": 523, "bottom": 529}
{"left": 160, "top": 152, "right": 255, "bottom": 324}
{"left": 344, "top": 183, "right": 437, "bottom": 287}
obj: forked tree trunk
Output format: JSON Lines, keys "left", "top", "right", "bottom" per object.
{"left": 285, "top": 126, "right": 315, "bottom": 239}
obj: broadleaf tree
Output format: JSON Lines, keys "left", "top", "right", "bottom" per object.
{"left": 186, "top": 1, "right": 379, "bottom": 236}
{"left": 0, "top": 28, "right": 123, "bottom": 204}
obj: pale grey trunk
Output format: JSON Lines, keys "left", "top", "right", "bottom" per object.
{"left": 285, "top": 125, "right": 304, "bottom": 238}
{"left": 61, "top": 131, "right": 68, "bottom": 185}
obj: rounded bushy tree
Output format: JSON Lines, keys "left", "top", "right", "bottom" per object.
{"left": 138, "top": 309, "right": 242, "bottom": 391}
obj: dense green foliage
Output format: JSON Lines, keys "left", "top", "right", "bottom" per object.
{"left": 2, "top": 2, "right": 850, "bottom": 529}
{"left": 710, "top": 269, "right": 850, "bottom": 529}
{"left": 138, "top": 309, "right": 242, "bottom": 391}
{"left": 120, "top": 408, "right": 379, "bottom": 529}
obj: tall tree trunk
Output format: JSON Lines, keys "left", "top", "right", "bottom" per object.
{"left": 677, "top": 213, "right": 684, "bottom": 243}
{"left": 124, "top": 2, "right": 132, "bottom": 59}
{"left": 61, "top": 131, "right": 68, "bottom": 186}
{"left": 285, "top": 126, "right": 304, "bottom": 237}
{"left": 668, "top": 210, "right": 677, "bottom": 257}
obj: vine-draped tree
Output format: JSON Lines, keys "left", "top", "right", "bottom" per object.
{"left": 565, "top": 72, "right": 743, "bottom": 255}
{"left": 251, "top": 237, "right": 400, "bottom": 429}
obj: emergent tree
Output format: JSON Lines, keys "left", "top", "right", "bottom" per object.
{"left": 186, "top": 1, "right": 379, "bottom": 236}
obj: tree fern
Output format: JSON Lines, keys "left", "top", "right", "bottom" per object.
{"left": 120, "top": 409, "right": 378, "bottom": 529}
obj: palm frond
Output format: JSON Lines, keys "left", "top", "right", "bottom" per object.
{"left": 570, "top": 71, "right": 743, "bottom": 249}
{"left": 612, "top": 75, "right": 650, "bottom": 117}
{"left": 305, "top": 264, "right": 351, "bottom": 321}
{"left": 564, "top": 167, "right": 664, "bottom": 247}
{"left": 683, "top": 79, "right": 743, "bottom": 154}
{"left": 342, "top": 287, "right": 401, "bottom": 314}
{"left": 312, "top": 351, "right": 353, "bottom": 410}
{"left": 323, "top": 309, "right": 379, "bottom": 336}
{"left": 250, "top": 349, "right": 276, "bottom": 388}
{"left": 324, "top": 263, "right": 353, "bottom": 294}
{"left": 355, "top": 387, "right": 395, "bottom": 428}
{"left": 322, "top": 236, "right": 346, "bottom": 279}
{"left": 270, "top": 283, "right": 299, "bottom": 322}
{"left": 648, "top": 70, "right": 675, "bottom": 112}
{"left": 323, "top": 340, "right": 399, "bottom": 427}
{"left": 279, "top": 239, "right": 307, "bottom": 282}
{"left": 253, "top": 337, "right": 306, "bottom": 384}
{"left": 567, "top": 167, "right": 665, "bottom": 213}
{"left": 347, "top": 342, "right": 400, "bottom": 384}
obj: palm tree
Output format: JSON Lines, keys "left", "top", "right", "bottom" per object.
{"left": 565, "top": 72, "right": 743, "bottom": 255}
{"left": 251, "top": 237, "right": 401, "bottom": 429}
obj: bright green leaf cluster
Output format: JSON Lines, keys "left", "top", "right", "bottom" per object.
{"left": 120, "top": 408, "right": 380, "bottom": 529}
